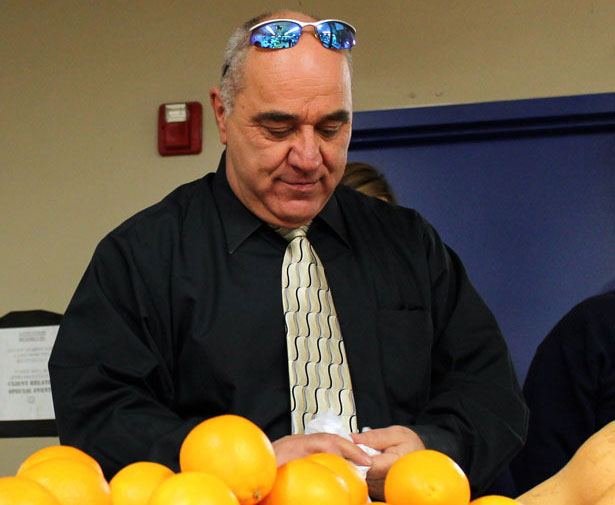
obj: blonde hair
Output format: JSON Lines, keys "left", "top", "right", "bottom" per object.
{"left": 341, "top": 162, "right": 397, "bottom": 204}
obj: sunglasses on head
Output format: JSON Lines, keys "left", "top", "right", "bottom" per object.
{"left": 249, "top": 18, "right": 356, "bottom": 50}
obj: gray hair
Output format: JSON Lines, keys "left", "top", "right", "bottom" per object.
{"left": 219, "top": 12, "right": 353, "bottom": 114}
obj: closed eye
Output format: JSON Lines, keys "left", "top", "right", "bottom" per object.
{"left": 253, "top": 111, "right": 297, "bottom": 140}
{"left": 317, "top": 122, "right": 344, "bottom": 139}
{"left": 316, "top": 110, "right": 350, "bottom": 139}
{"left": 263, "top": 125, "right": 295, "bottom": 139}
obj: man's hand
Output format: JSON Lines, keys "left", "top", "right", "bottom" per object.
{"left": 272, "top": 432, "right": 373, "bottom": 467}
{"left": 351, "top": 425, "right": 426, "bottom": 500}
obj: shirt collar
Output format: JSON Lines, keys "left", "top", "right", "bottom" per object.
{"left": 317, "top": 188, "right": 350, "bottom": 247}
{"left": 213, "top": 150, "right": 350, "bottom": 253}
{"left": 213, "top": 152, "right": 262, "bottom": 254}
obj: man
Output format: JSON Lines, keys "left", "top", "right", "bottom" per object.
{"left": 49, "top": 11, "right": 527, "bottom": 499}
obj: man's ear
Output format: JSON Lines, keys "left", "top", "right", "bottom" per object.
{"left": 209, "top": 88, "right": 228, "bottom": 145}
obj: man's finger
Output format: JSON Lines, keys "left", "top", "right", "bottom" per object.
{"left": 338, "top": 439, "right": 374, "bottom": 467}
{"left": 309, "top": 433, "right": 373, "bottom": 465}
{"left": 351, "top": 425, "right": 414, "bottom": 450}
{"left": 367, "top": 451, "right": 397, "bottom": 477}
{"left": 273, "top": 433, "right": 373, "bottom": 467}
{"left": 365, "top": 452, "right": 398, "bottom": 501}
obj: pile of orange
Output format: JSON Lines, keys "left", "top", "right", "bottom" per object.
{"left": 0, "top": 414, "right": 521, "bottom": 505}
{"left": 1, "top": 444, "right": 111, "bottom": 505}
{"left": 0, "top": 415, "right": 276, "bottom": 505}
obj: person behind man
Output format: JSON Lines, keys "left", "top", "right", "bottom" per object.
{"left": 49, "top": 10, "right": 527, "bottom": 499}
{"left": 511, "top": 290, "right": 615, "bottom": 494}
{"left": 341, "top": 161, "right": 398, "bottom": 204}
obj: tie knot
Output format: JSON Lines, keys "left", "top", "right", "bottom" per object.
{"left": 275, "top": 224, "right": 309, "bottom": 242}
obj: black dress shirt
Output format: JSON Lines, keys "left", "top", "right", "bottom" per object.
{"left": 49, "top": 153, "right": 527, "bottom": 492}
{"left": 511, "top": 291, "right": 615, "bottom": 494}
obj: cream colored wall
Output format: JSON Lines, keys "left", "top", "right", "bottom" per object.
{"left": 1, "top": 0, "right": 613, "bottom": 476}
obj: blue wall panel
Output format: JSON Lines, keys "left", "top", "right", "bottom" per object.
{"left": 349, "top": 94, "right": 615, "bottom": 383}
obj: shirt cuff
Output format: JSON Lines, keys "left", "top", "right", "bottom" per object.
{"left": 409, "top": 424, "right": 464, "bottom": 466}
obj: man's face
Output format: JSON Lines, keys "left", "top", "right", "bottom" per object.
{"left": 211, "top": 19, "right": 353, "bottom": 228}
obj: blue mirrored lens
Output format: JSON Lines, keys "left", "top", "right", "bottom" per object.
{"left": 316, "top": 21, "right": 355, "bottom": 49}
{"left": 250, "top": 21, "right": 301, "bottom": 49}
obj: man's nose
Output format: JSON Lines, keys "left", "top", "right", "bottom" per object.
{"left": 288, "top": 128, "right": 322, "bottom": 171}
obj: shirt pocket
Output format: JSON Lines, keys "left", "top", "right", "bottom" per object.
{"left": 376, "top": 308, "right": 433, "bottom": 414}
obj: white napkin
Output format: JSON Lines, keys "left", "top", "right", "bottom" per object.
{"left": 304, "top": 411, "right": 381, "bottom": 479}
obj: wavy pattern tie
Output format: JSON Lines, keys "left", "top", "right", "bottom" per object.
{"left": 277, "top": 225, "right": 357, "bottom": 434}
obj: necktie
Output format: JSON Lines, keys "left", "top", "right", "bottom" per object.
{"left": 277, "top": 225, "right": 358, "bottom": 434}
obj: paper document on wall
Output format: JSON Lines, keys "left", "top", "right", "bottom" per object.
{"left": 0, "top": 325, "right": 58, "bottom": 421}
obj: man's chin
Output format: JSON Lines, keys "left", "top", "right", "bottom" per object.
{"left": 271, "top": 202, "right": 324, "bottom": 228}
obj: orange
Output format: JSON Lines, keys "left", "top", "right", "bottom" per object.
{"left": 147, "top": 471, "right": 239, "bottom": 505}
{"left": 109, "top": 461, "right": 174, "bottom": 505}
{"left": 0, "top": 476, "right": 61, "bottom": 505}
{"left": 384, "top": 449, "right": 470, "bottom": 505}
{"left": 179, "top": 414, "right": 276, "bottom": 505}
{"left": 18, "top": 457, "right": 111, "bottom": 505}
{"left": 261, "top": 457, "right": 351, "bottom": 505}
{"left": 17, "top": 445, "right": 103, "bottom": 476}
{"left": 471, "top": 496, "right": 521, "bottom": 504}
{"left": 305, "top": 452, "right": 369, "bottom": 505}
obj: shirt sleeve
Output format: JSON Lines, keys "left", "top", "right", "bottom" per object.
{"left": 48, "top": 231, "right": 200, "bottom": 479}
{"left": 409, "top": 219, "right": 528, "bottom": 495}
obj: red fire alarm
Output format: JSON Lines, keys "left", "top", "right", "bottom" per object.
{"left": 158, "top": 102, "right": 202, "bottom": 156}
